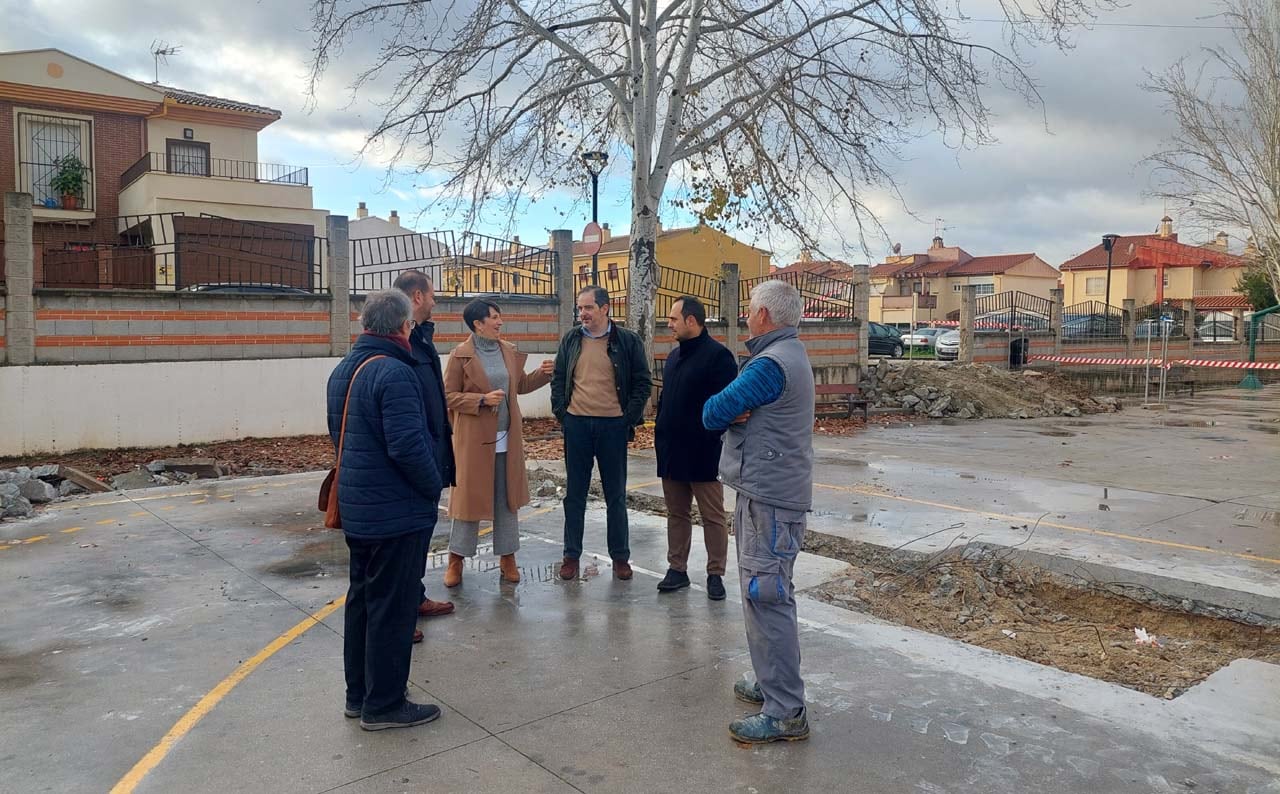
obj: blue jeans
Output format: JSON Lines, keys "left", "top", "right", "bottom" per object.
{"left": 562, "top": 414, "right": 630, "bottom": 561}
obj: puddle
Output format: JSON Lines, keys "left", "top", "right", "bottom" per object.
{"left": 261, "top": 539, "right": 347, "bottom": 578}
{"left": 1160, "top": 418, "right": 1217, "bottom": 428}
{"left": 1246, "top": 424, "right": 1279, "bottom": 435}
{"left": 1035, "top": 429, "right": 1076, "bottom": 438}
{"left": 815, "top": 457, "right": 870, "bottom": 468}
{"left": 1062, "top": 421, "right": 1094, "bottom": 427}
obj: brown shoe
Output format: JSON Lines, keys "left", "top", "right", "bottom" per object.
{"left": 411, "top": 628, "right": 424, "bottom": 644}
{"left": 418, "top": 598, "right": 455, "bottom": 617}
{"left": 500, "top": 553, "right": 521, "bottom": 583}
{"left": 443, "top": 552, "right": 465, "bottom": 588}
{"left": 612, "top": 560, "right": 633, "bottom": 580}
{"left": 559, "top": 557, "right": 579, "bottom": 580}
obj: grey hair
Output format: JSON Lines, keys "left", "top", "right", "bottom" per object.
{"left": 360, "top": 289, "right": 413, "bottom": 335}
{"left": 749, "top": 279, "right": 803, "bottom": 328}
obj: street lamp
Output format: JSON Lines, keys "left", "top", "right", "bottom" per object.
{"left": 1101, "top": 233, "right": 1120, "bottom": 308}
{"left": 581, "top": 150, "right": 608, "bottom": 283}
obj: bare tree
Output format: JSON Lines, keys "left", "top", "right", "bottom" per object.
{"left": 310, "top": 0, "right": 1113, "bottom": 354}
{"left": 1147, "top": 0, "right": 1280, "bottom": 300}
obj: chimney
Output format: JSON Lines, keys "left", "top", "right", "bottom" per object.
{"left": 356, "top": 201, "right": 368, "bottom": 219}
{"left": 1214, "top": 231, "right": 1228, "bottom": 250}
{"left": 389, "top": 209, "right": 400, "bottom": 227}
{"left": 601, "top": 222, "right": 612, "bottom": 244}
{"left": 799, "top": 249, "right": 813, "bottom": 263}
{"left": 1245, "top": 236, "right": 1259, "bottom": 257}
{"left": 510, "top": 235, "right": 521, "bottom": 254}
{"left": 930, "top": 235, "right": 944, "bottom": 250}
{"left": 1158, "top": 215, "right": 1173, "bottom": 238}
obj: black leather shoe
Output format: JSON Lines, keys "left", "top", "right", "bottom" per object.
{"left": 360, "top": 700, "right": 442, "bottom": 731}
{"left": 707, "top": 574, "right": 726, "bottom": 601}
{"left": 656, "top": 568, "right": 691, "bottom": 592}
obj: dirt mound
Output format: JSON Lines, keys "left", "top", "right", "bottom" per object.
{"left": 860, "top": 360, "right": 1119, "bottom": 419}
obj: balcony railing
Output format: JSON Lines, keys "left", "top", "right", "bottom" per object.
{"left": 120, "top": 152, "right": 309, "bottom": 190}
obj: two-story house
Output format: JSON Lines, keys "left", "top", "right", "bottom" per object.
{"left": 1059, "top": 216, "right": 1248, "bottom": 313}
{"left": 0, "top": 48, "right": 327, "bottom": 290}
{"left": 868, "top": 236, "right": 1060, "bottom": 328}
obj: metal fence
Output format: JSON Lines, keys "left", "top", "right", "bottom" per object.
{"left": 1134, "top": 302, "right": 1188, "bottom": 338}
{"left": 973, "top": 290, "right": 1054, "bottom": 330}
{"left": 1062, "top": 300, "right": 1125, "bottom": 342}
{"left": 33, "top": 212, "right": 327, "bottom": 292}
{"left": 350, "top": 230, "right": 555, "bottom": 297}
{"left": 1194, "top": 310, "right": 1238, "bottom": 343}
{"left": 739, "top": 270, "right": 856, "bottom": 320}
{"left": 603, "top": 264, "right": 723, "bottom": 321}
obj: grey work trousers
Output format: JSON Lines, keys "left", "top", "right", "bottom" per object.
{"left": 734, "top": 494, "right": 807, "bottom": 719}
{"left": 449, "top": 453, "right": 519, "bottom": 557}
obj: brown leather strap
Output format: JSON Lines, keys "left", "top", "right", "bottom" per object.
{"left": 335, "top": 355, "right": 387, "bottom": 480}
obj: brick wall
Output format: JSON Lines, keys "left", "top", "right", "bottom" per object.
{"left": 971, "top": 331, "right": 1056, "bottom": 367}
{"left": 33, "top": 289, "right": 334, "bottom": 363}
{"left": 0, "top": 100, "right": 147, "bottom": 264}
{"left": 0, "top": 292, "right": 6, "bottom": 363}
{"left": 653, "top": 319, "right": 861, "bottom": 385}
{"left": 348, "top": 294, "right": 562, "bottom": 354}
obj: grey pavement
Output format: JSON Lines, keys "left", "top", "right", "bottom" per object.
{"left": 0, "top": 388, "right": 1277, "bottom": 793}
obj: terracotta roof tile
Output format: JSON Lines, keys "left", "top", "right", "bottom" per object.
{"left": 946, "top": 253, "right": 1035, "bottom": 276}
{"left": 1194, "top": 294, "right": 1251, "bottom": 310}
{"left": 1060, "top": 235, "right": 1155, "bottom": 270}
{"left": 157, "top": 85, "right": 280, "bottom": 116}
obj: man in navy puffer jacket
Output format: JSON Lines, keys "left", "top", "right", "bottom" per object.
{"left": 326, "top": 289, "right": 443, "bottom": 731}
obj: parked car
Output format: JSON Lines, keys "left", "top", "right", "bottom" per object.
{"left": 935, "top": 330, "right": 960, "bottom": 361}
{"left": 1061, "top": 314, "right": 1123, "bottom": 339}
{"left": 867, "top": 322, "right": 904, "bottom": 358}
{"left": 179, "top": 283, "right": 311, "bottom": 295}
{"left": 901, "top": 327, "right": 944, "bottom": 349}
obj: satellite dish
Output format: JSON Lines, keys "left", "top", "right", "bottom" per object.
{"left": 892, "top": 242, "right": 901, "bottom": 254}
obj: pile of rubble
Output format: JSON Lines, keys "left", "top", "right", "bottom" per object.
{"left": 860, "top": 360, "right": 1119, "bottom": 419}
{"left": 109, "top": 458, "right": 229, "bottom": 491}
{"left": 0, "top": 465, "right": 96, "bottom": 518}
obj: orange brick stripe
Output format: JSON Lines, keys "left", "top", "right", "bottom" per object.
{"left": 349, "top": 312, "right": 556, "bottom": 323}
{"left": 37, "top": 335, "right": 331, "bottom": 348}
{"left": 37, "top": 310, "right": 329, "bottom": 322}
{"left": 348, "top": 333, "right": 559, "bottom": 344}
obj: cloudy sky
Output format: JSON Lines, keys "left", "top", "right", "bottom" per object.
{"left": 0, "top": 0, "right": 1242, "bottom": 267}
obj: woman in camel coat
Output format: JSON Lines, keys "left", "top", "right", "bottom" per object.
{"left": 443, "top": 298, "right": 554, "bottom": 585}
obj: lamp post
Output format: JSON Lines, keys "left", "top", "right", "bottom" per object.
{"left": 1101, "top": 233, "right": 1120, "bottom": 308}
{"left": 581, "top": 150, "right": 608, "bottom": 283}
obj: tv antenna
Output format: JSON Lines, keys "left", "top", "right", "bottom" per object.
{"left": 150, "top": 40, "right": 181, "bottom": 84}
{"left": 933, "top": 217, "right": 953, "bottom": 238}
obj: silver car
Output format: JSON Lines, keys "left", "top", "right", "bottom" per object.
{"left": 935, "top": 329, "right": 960, "bottom": 361}
{"left": 901, "top": 327, "right": 944, "bottom": 349}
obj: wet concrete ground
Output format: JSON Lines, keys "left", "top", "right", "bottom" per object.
{"left": 0, "top": 388, "right": 1277, "bottom": 792}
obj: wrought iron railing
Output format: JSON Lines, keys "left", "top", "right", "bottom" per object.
{"left": 120, "top": 152, "right": 309, "bottom": 189}
{"left": 1062, "top": 300, "right": 1125, "bottom": 341}
{"left": 1134, "top": 302, "right": 1188, "bottom": 338}
{"left": 973, "top": 290, "right": 1053, "bottom": 331}
{"left": 33, "top": 212, "right": 327, "bottom": 292}
{"left": 350, "top": 230, "right": 555, "bottom": 297}
{"left": 739, "top": 270, "right": 856, "bottom": 320}
{"left": 602, "top": 265, "right": 724, "bottom": 321}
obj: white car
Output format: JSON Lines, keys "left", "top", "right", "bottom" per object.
{"left": 901, "top": 327, "right": 944, "bottom": 349}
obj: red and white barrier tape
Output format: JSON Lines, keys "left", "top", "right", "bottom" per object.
{"left": 1176, "top": 359, "right": 1280, "bottom": 371}
{"left": 1030, "top": 355, "right": 1169, "bottom": 367}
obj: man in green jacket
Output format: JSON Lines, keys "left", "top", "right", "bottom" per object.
{"left": 550, "top": 285, "right": 652, "bottom": 581}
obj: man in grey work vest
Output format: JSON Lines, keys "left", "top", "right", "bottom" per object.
{"left": 702, "top": 279, "right": 815, "bottom": 744}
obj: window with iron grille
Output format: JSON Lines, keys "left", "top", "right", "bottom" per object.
{"left": 16, "top": 111, "right": 95, "bottom": 210}
{"left": 166, "top": 139, "right": 210, "bottom": 176}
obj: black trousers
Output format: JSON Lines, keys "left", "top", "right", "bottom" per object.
{"left": 562, "top": 414, "right": 630, "bottom": 561}
{"left": 417, "top": 515, "right": 440, "bottom": 604}
{"left": 344, "top": 530, "right": 425, "bottom": 716}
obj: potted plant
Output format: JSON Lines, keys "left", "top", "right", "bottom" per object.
{"left": 50, "top": 155, "right": 87, "bottom": 210}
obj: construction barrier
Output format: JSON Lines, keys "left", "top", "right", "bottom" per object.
{"left": 1030, "top": 355, "right": 1170, "bottom": 368}
{"left": 1177, "top": 359, "right": 1280, "bottom": 371}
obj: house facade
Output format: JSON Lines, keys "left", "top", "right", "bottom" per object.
{"left": 1059, "top": 217, "right": 1248, "bottom": 313}
{"left": 868, "top": 236, "right": 1060, "bottom": 327}
{"left": 0, "top": 48, "right": 326, "bottom": 290}
{"left": 571, "top": 221, "right": 771, "bottom": 290}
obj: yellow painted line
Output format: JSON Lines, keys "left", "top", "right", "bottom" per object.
{"left": 817, "top": 482, "right": 1280, "bottom": 566}
{"left": 61, "top": 526, "right": 85, "bottom": 534}
{"left": 130, "top": 512, "right": 149, "bottom": 518}
{"left": 46, "top": 490, "right": 213, "bottom": 510}
{"left": 96, "top": 519, "right": 117, "bottom": 525}
{"left": 218, "top": 495, "right": 235, "bottom": 500}
{"left": 23, "top": 535, "right": 48, "bottom": 544}
{"left": 190, "top": 499, "right": 207, "bottom": 505}
{"left": 109, "top": 597, "right": 346, "bottom": 794}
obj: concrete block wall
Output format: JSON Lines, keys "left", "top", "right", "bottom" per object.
{"left": 653, "top": 319, "right": 862, "bottom": 384}
{"left": 970, "top": 331, "right": 1055, "bottom": 367}
{"left": 0, "top": 292, "right": 6, "bottom": 363}
{"left": 33, "top": 289, "right": 334, "bottom": 363}
{"left": 348, "top": 294, "right": 562, "bottom": 354}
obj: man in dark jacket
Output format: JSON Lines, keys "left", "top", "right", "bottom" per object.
{"left": 326, "top": 289, "right": 443, "bottom": 731}
{"left": 393, "top": 270, "right": 456, "bottom": 625}
{"left": 654, "top": 296, "right": 738, "bottom": 600}
{"left": 550, "top": 285, "right": 652, "bottom": 581}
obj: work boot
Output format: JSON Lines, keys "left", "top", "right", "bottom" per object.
{"left": 500, "top": 553, "right": 521, "bottom": 583}
{"left": 729, "top": 709, "right": 810, "bottom": 744}
{"left": 418, "top": 597, "right": 455, "bottom": 617}
{"left": 360, "top": 700, "right": 442, "bottom": 732}
{"left": 443, "top": 553, "right": 465, "bottom": 588}
{"left": 733, "top": 679, "right": 765, "bottom": 704}
{"left": 707, "top": 574, "right": 726, "bottom": 601}
{"left": 559, "top": 556, "right": 579, "bottom": 580}
{"left": 656, "top": 568, "right": 690, "bottom": 592}
{"left": 612, "top": 559, "right": 633, "bottom": 580}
